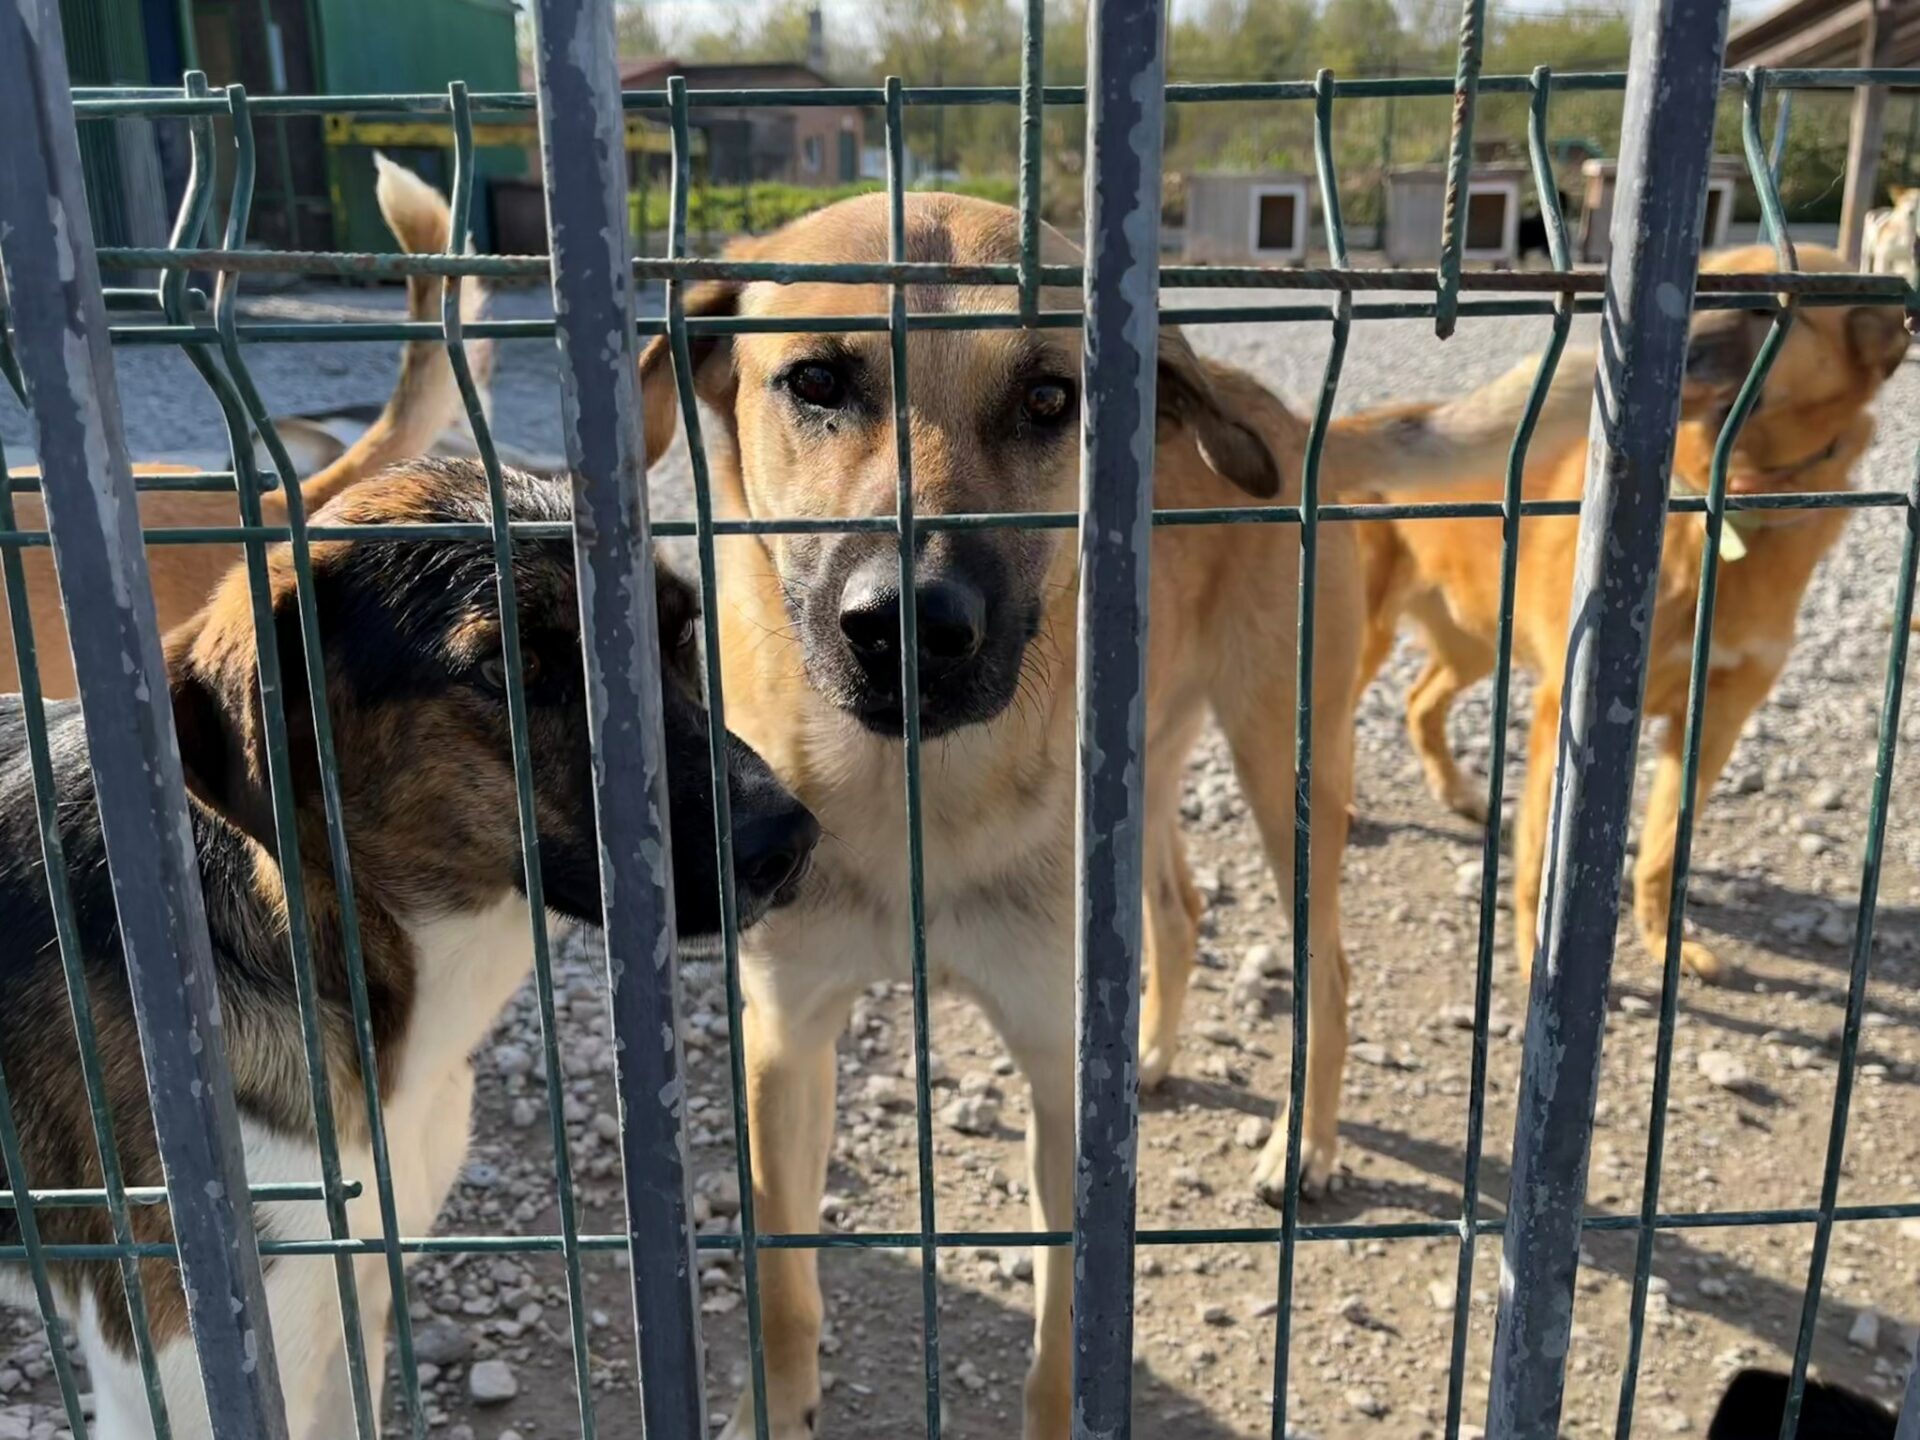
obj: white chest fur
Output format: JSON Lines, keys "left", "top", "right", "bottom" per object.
{"left": 397, "top": 894, "right": 544, "bottom": 1093}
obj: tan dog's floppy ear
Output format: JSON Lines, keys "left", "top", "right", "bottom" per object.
{"left": 1155, "top": 329, "right": 1281, "bottom": 498}
{"left": 166, "top": 585, "right": 317, "bottom": 859}
{"left": 639, "top": 237, "right": 763, "bottom": 464}
{"left": 1848, "top": 304, "right": 1910, "bottom": 379}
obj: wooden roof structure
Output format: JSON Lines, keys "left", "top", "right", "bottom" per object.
{"left": 1725, "top": 0, "right": 1920, "bottom": 259}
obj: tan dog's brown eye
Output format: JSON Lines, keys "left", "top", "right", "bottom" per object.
{"left": 1023, "top": 380, "right": 1074, "bottom": 425}
{"left": 786, "top": 361, "right": 848, "bottom": 410}
{"left": 478, "top": 652, "right": 541, "bottom": 695}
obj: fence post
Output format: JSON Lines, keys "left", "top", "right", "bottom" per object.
{"left": 0, "top": 2, "right": 289, "bottom": 1436}
{"left": 528, "top": 0, "right": 706, "bottom": 1433}
{"left": 1072, "top": 0, "right": 1165, "bottom": 1434}
{"left": 1482, "top": 1, "right": 1728, "bottom": 1437}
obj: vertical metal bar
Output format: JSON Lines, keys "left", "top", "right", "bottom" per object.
{"left": 1615, "top": 74, "right": 1795, "bottom": 1440}
{"left": 0, "top": 75, "right": 196, "bottom": 1430}
{"left": 2, "top": 519, "right": 168, "bottom": 1430}
{"left": 0, "top": 281, "right": 28, "bottom": 404}
{"left": 1378, "top": 62, "right": 1398, "bottom": 253}
{"left": 431, "top": 79, "right": 604, "bottom": 1440}
{"left": 1770, "top": 90, "right": 1794, "bottom": 190}
{"left": 1777, "top": 351, "right": 1920, "bottom": 1440}
{"left": 1441, "top": 65, "right": 1576, "bottom": 1440}
{"left": 1017, "top": 0, "right": 1046, "bottom": 325}
{"left": 0, "top": 1079, "right": 87, "bottom": 1439}
{"left": 0, "top": 3, "right": 290, "bottom": 1436}
{"left": 1072, "top": 0, "right": 1165, "bottom": 1431}
{"left": 174, "top": 0, "right": 199, "bottom": 70}
{"left": 1269, "top": 71, "right": 1350, "bottom": 1440}
{"left": 882, "top": 73, "right": 947, "bottom": 1440}
{"left": 529, "top": 0, "right": 686, "bottom": 1434}
{"left": 662, "top": 78, "right": 764, "bottom": 1440}
{"left": 0, "top": 468, "right": 92, "bottom": 1436}
{"left": 1483, "top": 2, "right": 1728, "bottom": 1436}
{"left": 1745, "top": 73, "right": 1799, "bottom": 257}
{"left": 1435, "top": 0, "right": 1487, "bottom": 338}
{"left": 203, "top": 80, "right": 390, "bottom": 1440}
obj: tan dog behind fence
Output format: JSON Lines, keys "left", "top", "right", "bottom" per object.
{"left": 1354, "top": 243, "right": 1908, "bottom": 987}
{"left": 0, "top": 154, "right": 492, "bottom": 698}
{"left": 637, "top": 190, "right": 1598, "bottom": 1440}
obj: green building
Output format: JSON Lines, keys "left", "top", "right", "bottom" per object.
{"left": 61, "top": 0, "right": 523, "bottom": 255}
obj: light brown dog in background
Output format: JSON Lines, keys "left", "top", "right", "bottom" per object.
{"left": 1354, "top": 244, "right": 1907, "bottom": 985}
{"left": 637, "top": 190, "right": 1598, "bottom": 1440}
{"left": 1, "top": 154, "right": 489, "bottom": 696}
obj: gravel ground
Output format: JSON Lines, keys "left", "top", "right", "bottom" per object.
{"left": 3, "top": 284, "right": 1919, "bottom": 1440}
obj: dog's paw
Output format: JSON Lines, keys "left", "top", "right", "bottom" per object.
{"left": 1680, "top": 939, "right": 1729, "bottom": 985}
{"left": 719, "top": 1397, "right": 817, "bottom": 1440}
{"left": 1443, "top": 782, "right": 1491, "bottom": 826}
{"left": 1138, "top": 1034, "right": 1178, "bottom": 1092}
{"left": 1250, "top": 1126, "right": 1339, "bottom": 1208}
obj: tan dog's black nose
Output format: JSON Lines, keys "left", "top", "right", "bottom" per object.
{"left": 839, "top": 562, "right": 986, "bottom": 681}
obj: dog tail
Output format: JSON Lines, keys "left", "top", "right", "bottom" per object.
{"left": 1324, "top": 345, "right": 1596, "bottom": 495}
{"left": 266, "top": 155, "right": 491, "bottom": 520}
{"left": 1707, "top": 1368, "right": 1896, "bottom": 1440}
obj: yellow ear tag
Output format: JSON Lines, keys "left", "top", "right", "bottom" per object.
{"left": 1713, "top": 515, "right": 1747, "bottom": 563}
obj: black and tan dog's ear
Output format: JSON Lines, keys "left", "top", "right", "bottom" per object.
{"left": 166, "top": 585, "right": 316, "bottom": 858}
{"left": 1848, "top": 304, "right": 1910, "bottom": 380}
{"left": 640, "top": 237, "right": 762, "bottom": 464}
{"left": 1155, "top": 329, "right": 1281, "bottom": 498}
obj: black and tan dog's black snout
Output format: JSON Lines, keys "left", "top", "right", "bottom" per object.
{"left": 838, "top": 554, "right": 989, "bottom": 684}
{"left": 733, "top": 779, "right": 822, "bottom": 905}
{"left": 720, "top": 733, "right": 821, "bottom": 924}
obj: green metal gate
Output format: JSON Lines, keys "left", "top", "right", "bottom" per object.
{"left": 0, "top": 0, "right": 1917, "bottom": 1435}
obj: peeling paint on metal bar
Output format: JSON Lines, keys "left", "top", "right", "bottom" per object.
{"left": 0, "top": 2, "right": 288, "bottom": 1436}
{"left": 1484, "top": 1, "right": 1728, "bottom": 1437}
{"left": 1071, "top": 0, "right": 1165, "bottom": 1435}
{"left": 530, "top": 2, "right": 705, "bottom": 1435}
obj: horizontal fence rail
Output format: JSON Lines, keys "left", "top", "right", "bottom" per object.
{"left": 1, "top": 0, "right": 1918, "bottom": 1435}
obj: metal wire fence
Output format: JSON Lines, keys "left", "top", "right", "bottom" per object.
{"left": 0, "top": 0, "right": 1917, "bottom": 1435}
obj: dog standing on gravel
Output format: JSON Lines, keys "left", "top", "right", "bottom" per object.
{"left": 1354, "top": 244, "right": 1908, "bottom": 986}
{"left": 2, "top": 154, "right": 489, "bottom": 698}
{"left": 0, "top": 460, "right": 819, "bottom": 1438}
{"left": 636, "top": 190, "right": 1595, "bottom": 1439}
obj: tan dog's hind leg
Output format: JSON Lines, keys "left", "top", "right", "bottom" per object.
{"left": 1404, "top": 607, "right": 1497, "bottom": 824}
{"left": 1632, "top": 663, "right": 1773, "bottom": 985}
{"left": 1513, "top": 687, "right": 1562, "bottom": 985}
{"left": 1139, "top": 733, "right": 1204, "bottom": 1092}
{"left": 722, "top": 988, "right": 851, "bottom": 1440}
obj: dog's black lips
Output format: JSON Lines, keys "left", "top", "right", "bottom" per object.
{"left": 529, "top": 837, "right": 603, "bottom": 927}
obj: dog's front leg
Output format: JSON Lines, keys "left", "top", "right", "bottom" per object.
{"left": 1021, "top": 1051, "right": 1075, "bottom": 1439}
{"left": 981, "top": 975, "right": 1075, "bottom": 1440}
{"left": 722, "top": 982, "right": 850, "bottom": 1440}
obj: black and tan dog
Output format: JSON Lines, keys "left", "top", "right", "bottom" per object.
{"left": 635, "top": 190, "right": 1597, "bottom": 1439}
{"left": 0, "top": 460, "right": 817, "bottom": 1436}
